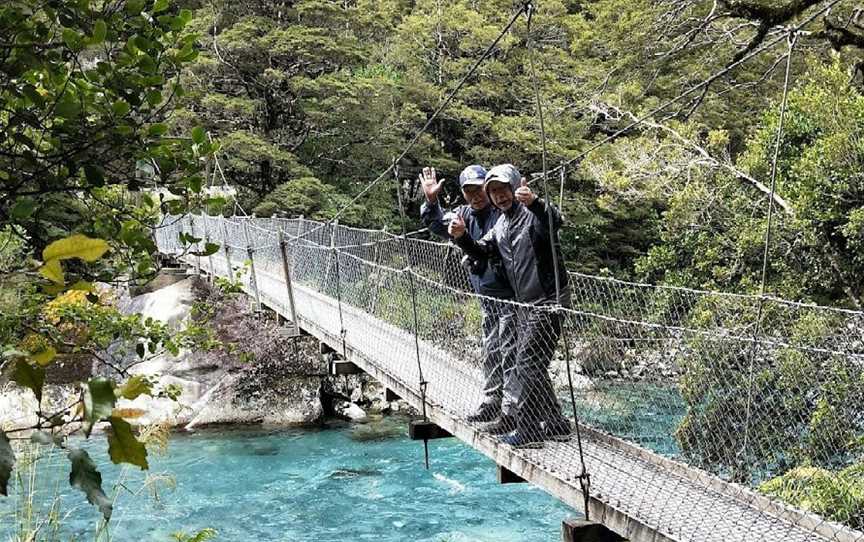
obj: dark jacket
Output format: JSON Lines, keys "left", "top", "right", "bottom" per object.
{"left": 454, "top": 198, "right": 570, "bottom": 307}
{"left": 420, "top": 200, "right": 513, "bottom": 299}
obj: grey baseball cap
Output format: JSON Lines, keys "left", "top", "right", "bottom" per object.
{"left": 459, "top": 165, "right": 487, "bottom": 188}
{"left": 484, "top": 164, "right": 522, "bottom": 194}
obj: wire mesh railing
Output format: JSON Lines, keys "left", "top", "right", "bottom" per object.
{"left": 154, "top": 214, "right": 864, "bottom": 541}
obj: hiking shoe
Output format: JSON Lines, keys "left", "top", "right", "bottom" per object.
{"left": 481, "top": 414, "right": 516, "bottom": 435}
{"left": 499, "top": 430, "right": 544, "bottom": 449}
{"left": 466, "top": 403, "right": 501, "bottom": 423}
{"left": 543, "top": 420, "right": 573, "bottom": 442}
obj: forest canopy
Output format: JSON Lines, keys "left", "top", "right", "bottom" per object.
{"left": 164, "top": 0, "right": 864, "bottom": 308}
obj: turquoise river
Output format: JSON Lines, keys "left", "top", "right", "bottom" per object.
{"left": 0, "top": 416, "right": 578, "bottom": 541}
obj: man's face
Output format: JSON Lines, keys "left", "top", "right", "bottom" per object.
{"left": 487, "top": 181, "right": 513, "bottom": 211}
{"left": 462, "top": 184, "right": 489, "bottom": 210}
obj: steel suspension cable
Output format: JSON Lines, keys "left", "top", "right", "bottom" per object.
{"left": 290, "top": 2, "right": 531, "bottom": 243}
{"left": 525, "top": 2, "right": 592, "bottom": 518}
{"left": 741, "top": 31, "right": 798, "bottom": 476}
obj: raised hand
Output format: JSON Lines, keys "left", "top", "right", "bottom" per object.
{"left": 419, "top": 166, "right": 445, "bottom": 203}
{"left": 448, "top": 213, "right": 466, "bottom": 239}
{"left": 515, "top": 177, "right": 535, "bottom": 205}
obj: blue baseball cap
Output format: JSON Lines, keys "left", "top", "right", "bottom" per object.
{"left": 459, "top": 165, "right": 487, "bottom": 188}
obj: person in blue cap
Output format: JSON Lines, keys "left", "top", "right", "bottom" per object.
{"left": 419, "top": 165, "right": 517, "bottom": 431}
{"left": 449, "top": 164, "right": 571, "bottom": 448}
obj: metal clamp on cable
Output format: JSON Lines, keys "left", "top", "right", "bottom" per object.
{"left": 579, "top": 472, "right": 591, "bottom": 518}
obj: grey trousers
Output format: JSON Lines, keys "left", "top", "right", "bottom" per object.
{"left": 479, "top": 299, "right": 518, "bottom": 415}
{"left": 513, "top": 308, "right": 567, "bottom": 433}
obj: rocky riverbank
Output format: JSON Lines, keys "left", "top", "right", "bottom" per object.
{"left": 0, "top": 271, "right": 411, "bottom": 432}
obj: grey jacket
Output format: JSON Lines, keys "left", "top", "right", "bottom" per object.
{"left": 455, "top": 198, "right": 570, "bottom": 307}
{"left": 420, "top": 200, "right": 513, "bottom": 299}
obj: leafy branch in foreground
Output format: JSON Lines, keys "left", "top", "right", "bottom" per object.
{"left": 0, "top": 0, "right": 222, "bottom": 522}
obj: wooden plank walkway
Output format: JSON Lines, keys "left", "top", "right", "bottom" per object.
{"left": 171, "top": 247, "right": 862, "bottom": 542}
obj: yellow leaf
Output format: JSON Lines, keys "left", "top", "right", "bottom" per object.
{"left": 69, "top": 280, "right": 95, "bottom": 292}
{"left": 42, "top": 283, "right": 66, "bottom": 295}
{"left": 39, "top": 259, "right": 65, "bottom": 284}
{"left": 43, "top": 234, "right": 109, "bottom": 263}
{"left": 31, "top": 346, "right": 57, "bottom": 367}
{"left": 112, "top": 408, "right": 147, "bottom": 419}
{"left": 20, "top": 335, "right": 56, "bottom": 366}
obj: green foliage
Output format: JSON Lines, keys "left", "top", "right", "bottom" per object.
{"left": 108, "top": 417, "right": 150, "bottom": 470}
{"left": 214, "top": 275, "right": 244, "bottom": 295}
{"left": 1, "top": 0, "right": 215, "bottom": 253}
{"left": 740, "top": 59, "right": 864, "bottom": 306}
{"left": 83, "top": 377, "right": 117, "bottom": 437}
{"left": 0, "top": 0, "right": 221, "bottom": 522}
{"left": 3, "top": 0, "right": 864, "bottom": 530}
{"left": 11, "top": 358, "right": 46, "bottom": 403}
{"left": 253, "top": 177, "right": 337, "bottom": 220}
{"left": 760, "top": 464, "right": 864, "bottom": 529}
{"left": 119, "top": 375, "right": 155, "bottom": 400}
{"left": 674, "top": 299, "right": 864, "bottom": 482}
{"left": 630, "top": 61, "right": 864, "bottom": 306}
{"left": 68, "top": 448, "right": 113, "bottom": 520}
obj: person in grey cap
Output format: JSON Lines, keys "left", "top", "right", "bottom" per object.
{"left": 449, "top": 163, "right": 571, "bottom": 448}
{"left": 418, "top": 165, "right": 517, "bottom": 430}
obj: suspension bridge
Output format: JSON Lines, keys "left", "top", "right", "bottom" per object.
{"left": 155, "top": 214, "right": 864, "bottom": 542}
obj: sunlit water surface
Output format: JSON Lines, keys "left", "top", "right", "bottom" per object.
{"left": 1, "top": 417, "right": 577, "bottom": 541}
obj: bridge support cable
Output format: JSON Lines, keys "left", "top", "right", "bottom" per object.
{"left": 330, "top": 221, "right": 348, "bottom": 358}
{"left": 525, "top": 1, "right": 592, "bottom": 519}
{"left": 741, "top": 31, "right": 798, "bottom": 479}
{"left": 558, "top": 167, "right": 566, "bottom": 217}
{"left": 394, "top": 159, "right": 433, "bottom": 469}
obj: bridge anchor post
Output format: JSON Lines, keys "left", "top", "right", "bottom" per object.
{"left": 241, "top": 218, "right": 263, "bottom": 313}
{"left": 204, "top": 216, "right": 215, "bottom": 283}
{"left": 219, "top": 216, "right": 234, "bottom": 278}
{"left": 189, "top": 216, "right": 202, "bottom": 276}
{"left": 329, "top": 358, "right": 363, "bottom": 376}
{"left": 277, "top": 229, "right": 300, "bottom": 336}
{"left": 408, "top": 419, "right": 452, "bottom": 440}
{"left": 562, "top": 519, "right": 626, "bottom": 542}
{"left": 496, "top": 465, "right": 526, "bottom": 484}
